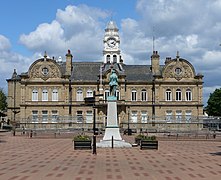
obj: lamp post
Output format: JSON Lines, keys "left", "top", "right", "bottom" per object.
{"left": 93, "top": 104, "right": 96, "bottom": 154}
{"left": 84, "top": 91, "right": 103, "bottom": 155}
{"left": 152, "top": 79, "right": 155, "bottom": 121}
{"left": 12, "top": 76, "right": 16, "bottom": 136}
{"left": 127, "top": 106, "right": 131, "bottom": 135}
{"left": 68, "top": 78, "right": 72, "bottom": 116}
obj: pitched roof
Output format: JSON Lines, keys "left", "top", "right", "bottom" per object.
{"left": 71, "top": 62, "right": 102, "bottom": 82}
{"left": 68, "top": 62, "right": 159, "bottom": 82}
{"left": 123, "top": 65, "right": 154, "bottom": 82}
{"left": 8, "top": 61, "right": 164, "bottom": 83}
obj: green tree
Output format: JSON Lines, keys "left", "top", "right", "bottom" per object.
{"left": 0, "top": 88, "right": 7, "bottom": 111}
{"left": 206, "top": 88, "right": 221, "bottom": 116}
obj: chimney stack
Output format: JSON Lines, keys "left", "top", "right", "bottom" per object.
{"left": 151, "top": 51, "right": 160, "bottom": 75}
{"left": 65, "top": 49, "right": 73, "bottom": 76}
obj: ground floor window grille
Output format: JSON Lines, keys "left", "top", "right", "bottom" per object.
{"left": 77, "top": 111, "right": 83, "bottom": 123}
{"left": 141, "top": 111, "right": 147, "bottom": 123}
{"left": 86, "top": 111, "right": 93, "bottom": 123}
{"left": 166, "top": 110, "right": 173, "bottom": 122}
{"left": 42, "top": 111, "right": 48, "bottom": 123}
{"left": 131, "top": 111, "right": 137, "bottom": 123}
{"left": 51, "top": 110, "right": 58, "bottom": 123}
{"left": 176, "top": 110, "right": 182, "bottom": 122}
{"left": 32, "top": 111, "right": 38, "bottom": 123}
{"left": 185, "top": 110, "right": 192, "bottom": 122}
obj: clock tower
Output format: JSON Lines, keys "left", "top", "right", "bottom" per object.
{"left": 103, "top": 21, "right": 121, "bottom": 64}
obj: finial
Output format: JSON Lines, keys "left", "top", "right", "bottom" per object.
{"left": 44, "top": 51, "right": 47, "bottom": 60}
{"left": 12, "top": 69, "right": 17, "bottom": 79}
{"left": 176, "top": 51, "right": 179, "bottom": 57}
{"left": 176, "top": 51, "right": 180, "bottom": 61}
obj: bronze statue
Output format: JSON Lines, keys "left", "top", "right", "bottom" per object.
{"left": 109, "top": 69, "right": 118, "bottom": 97}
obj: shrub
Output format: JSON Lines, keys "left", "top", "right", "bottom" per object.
{"left": 73, "top": 134, "right": 91, "bottom": 141}
{"left": 135, "top": 134, "right": 156, "bottom": 141}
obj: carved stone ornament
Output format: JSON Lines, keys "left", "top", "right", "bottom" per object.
{"left": 29, "top": 62, "right": 60, "bottom": 81}
{"left": 163, "top": 60, "right": 193, "bottom": 81}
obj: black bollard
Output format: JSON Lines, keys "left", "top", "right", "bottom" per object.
{"left": 112, "top": 136, "right": 114, "bottom": 149}
{"left": 93, "top": 135, "right": 96, "bottom": 155}
{"left": 30, "top": 130, "right": 33, "bottom": 138}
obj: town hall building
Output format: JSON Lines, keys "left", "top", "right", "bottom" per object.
{"left": 7, "top": 21, "right": 204, "bottom": 131}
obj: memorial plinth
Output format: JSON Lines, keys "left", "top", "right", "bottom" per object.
{"left": 97, "top": 96, "right": 132, "bottom": 148}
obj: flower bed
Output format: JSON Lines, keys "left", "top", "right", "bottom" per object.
{"left": 73, "top": 135, "right": 92, "bottom": 150}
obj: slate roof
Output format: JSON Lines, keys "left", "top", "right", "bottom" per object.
{"left": 71, "top": 62, "right": 102, "bottom": 82}
{"left": 67, "top": 62, "right": 164, "bottom": 82}
{"left": 123, "top": 65, "right": 154, "bottom": 82}
{"left": 8, "top": 61, "right": 164, "bottom": 83}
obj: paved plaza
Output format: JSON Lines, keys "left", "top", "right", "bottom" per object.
{"left": 0, "top": 131, "right": 221, "bottom": 180}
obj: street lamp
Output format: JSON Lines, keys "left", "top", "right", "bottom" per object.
{"left": 127, "top": 106, "right": 131, "bottom": 135}
{"left": 84, "top": 91, "right": 103, "bottom": 155}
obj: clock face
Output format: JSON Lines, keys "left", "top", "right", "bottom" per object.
{"left": 107, "top": 38, "right": 116, "bottom": 48}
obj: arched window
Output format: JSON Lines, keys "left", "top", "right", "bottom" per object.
{"left": 32, "top": 89, "right": 38, "bottom": 101}
{"left": 186, "top": 89, "right": 192, "bottom": 101}
{"left": 131, "top": 90, "right": 137, "bottom": 101}
{"left": 113, "top": 55, "right": 117, "bottom": 63}
{"left": 176, "top": 89, "right": 182, "bottom": 101}
{"left": 116, "top": 90, "right": 120, "bottom": 100}
{"left": 104, "top": 90, "right": 110, "bottom": 100}
{"left": 141, "top": 89, "right": 147, "bottom": 101}
{"left": 76, "top": 89, "right": 83, "bottom": 101}
{"left": 42, "top": 89, "right": 48, "bottom": 101}
{"left": 106, "top": 55, "right": 110, "bottom": 63}
{"left": 52, "top": 89, "right": 58, "bottom": 101}
{"left": 86, "top": 90, "right": 93, "bottom": 97}
{"left": 165, "top": 89, "right": 172, "bottom": 101}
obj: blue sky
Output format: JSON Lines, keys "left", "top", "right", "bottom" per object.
{"left": 0, "top": 0, "right": 137, "bottom": 54}
{"left": 1, "top": 0, "right": 221, "bottom": 106}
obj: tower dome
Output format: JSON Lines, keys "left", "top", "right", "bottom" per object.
{"left": 105, "top": 21, "right": 118, "bottom": 31}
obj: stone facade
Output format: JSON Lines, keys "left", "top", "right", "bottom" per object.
{"left": 7, "top": 21, "right": 204, "bottom": 131}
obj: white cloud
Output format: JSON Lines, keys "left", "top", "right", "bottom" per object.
{"left": 0, "top": 35, "right": 11, "bottom": 51}
{"left": 0, "top": 35, "right": 31, "bottom": 91}
{"left": 20, "top": 21, "right": 65, "bottom": 54}
{"left": 56, "top": 5, "right": 107, "bottom": 39}
{"left": 2, "top": 1, "right": 221, "bottom": 106}
{"left": 19, "top": 5, "right": 108, "bottom": 60}
{"left": 200, "top": 51, "right": 221, "bottom": 68}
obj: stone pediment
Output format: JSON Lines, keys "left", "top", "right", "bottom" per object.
{"left": 29, "top": 59, "right": 61, "bottom": 81}
{"left": 162, "top": 58, "right": 195, "bottom": 81}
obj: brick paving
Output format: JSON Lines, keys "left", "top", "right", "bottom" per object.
{"left": 0, "top": 132, "right": 221, "bottom": 180}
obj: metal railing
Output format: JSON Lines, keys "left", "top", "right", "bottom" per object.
{"left": 11, "top": 116, "right": 221, "bottom": 132}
